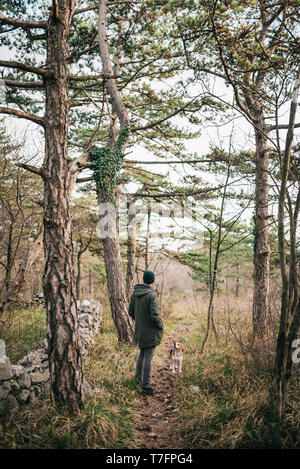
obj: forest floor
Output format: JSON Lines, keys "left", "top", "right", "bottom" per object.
{"left": 133, "top": 329, "right": 190, "bottom": 449}
{"left": 1, "top": 297, "right": 300, "bottom": 450}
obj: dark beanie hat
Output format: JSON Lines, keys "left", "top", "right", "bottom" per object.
{"left": 143, "top": 270, "right": 155, "bottom": 284}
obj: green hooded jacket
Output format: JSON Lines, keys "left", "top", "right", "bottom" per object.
{"left": 128, "top": 284, "right": 164, "bottom": 348}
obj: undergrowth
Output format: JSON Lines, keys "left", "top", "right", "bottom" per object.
{"left": 1, "top": 291, "right": 299, "bottom": 449}
{"left": 0, "top": 303, "right": 140, "bottom": 449}
{"left": 0, "top": 307, "right": 46, "bottom": 362}
{"left": 173, "top": 296, "right": 300, "bottom": 449}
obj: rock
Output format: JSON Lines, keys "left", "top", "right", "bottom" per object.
{"left": 0, "top": 340, "right": 5, "bottom": 359}
{"left": 151, "top": 412, "right": 163, "bottom": 417}
{"left": 81, "top": 300, "right": 90, "bottom": 307}
{"left": 19, "top": 350, "right": 42, "bottom": 367}
{"left": 11, "top": 365, "right": 25, "bottom": 378}
{"left": 0, "top": 356, "right": 12, "bottom": 381}
{"left": 25, "top": 365, "right": 40, "bottom": 375}
{"left": 0, "top": 381, "right": 11, "bottom": 399}
{"left": 31, "top": 371, "right": 49, "bottom": 384}
{"left": 18, "top": 389, "right": 30, "bottom": 403}
{"left": 35, "top": 350, "right": 48, "bottom": 362}
{"left": 41, "top": 339, "right": 48, "bottom": 350}
{"left": 10, "top": 379, "right": 19, "bottom": 392}
{"left": 17, "top": 372, "right": 31, "bottom": 389}
{"left": 79, "top": 313, "right": 93, "bottom": 326}
{"left": 0, "top": 394, "right": 18, "bottom": 415}
{"left": 190, "top": 385, "right": 200, "bottom": 393}
{"left": 91, "top": 387, "right": 105, "bottom": 395}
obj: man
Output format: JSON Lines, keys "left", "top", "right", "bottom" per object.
{"left": 128, "top": 270, "right": 164, "bottom": 396}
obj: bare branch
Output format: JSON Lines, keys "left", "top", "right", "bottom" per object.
{"left": 76, "top": 176, "right": 94, "bottom": 183}
{"left": 0, "top": 60, "right": 49, "bottom": 77}
{"left": 124, "top": 158, "right": 213, "bottom": 165}
{"left": 126, "top": 186, "right": 226, "bottom": 199}
{"left": 15, "top": 163, "right": 45, "bottom": 178}
{"left": 69, "top": 73, "right": 118, "bottom": 81}
{"left": 269, "top": 122, "right": 300, "bottom": 131}
{"left": 74, "top": 1, "right": 144, "bottom": 15}
{"left": 98, "top": 0, "right": 129, "bottom": 130}
{"left": 0, "top": 106, "right": 45, "bottom": 127}
{"left": 0, "top": 13, "right": 48, "bottom": 29}
{"left": 4, "top": 79, "right": 44, "bottom": 89}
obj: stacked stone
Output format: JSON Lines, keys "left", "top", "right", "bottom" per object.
{"left": 31, "top": 293, "right": 45, "bottom": 307}
{"left": 0, "top": 300, "right": 102, "bottom": 416}
{"left": 78, "top": 300, "right": 102, "bottom": 355}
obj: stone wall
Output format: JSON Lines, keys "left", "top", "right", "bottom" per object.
{"left": 0, "top": 300, "right": 102, "bottom": 416}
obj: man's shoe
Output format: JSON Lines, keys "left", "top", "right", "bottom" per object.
{"left": 141, "top": 387, "right": 156, "bottom": 396}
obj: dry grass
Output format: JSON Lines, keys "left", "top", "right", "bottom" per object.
{"left": 173, "top": 291, "right": 300, "bottom": 449}
{"left": 1, "top": 288, "right": 299, "bottom": 449}
{"left": 0, "top": 307, "right": 46, "bottom": 362}
{"left": 0, "top": 301, "right": 140, "bottom": 449}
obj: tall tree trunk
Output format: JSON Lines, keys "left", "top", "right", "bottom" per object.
{"left": 144, "top": 203, "right": 151, "bottom": 270}
{"left": 98, "top": 194, "right": 134, "bottom": 343}
{"left": 42, "top": 1, "right": 85, "bottom": 410}
{"left": 96, "top": 0, "right": 134, "bottom": 343}
{"left": 252, "top": 121, "right": 270, "bottom": 339}
{"left": 126, "top": 198, "right": 136, "bottom": 300}
{"left": 270, "top": 69, "right": 300, "bottom": 419}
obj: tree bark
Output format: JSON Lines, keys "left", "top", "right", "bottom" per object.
{"left": 96, "top": 0, "right": 133, "bottom": 343}
{"left": 144, "top": 203, "right": 151, "bottom": 270}
{"left": 252, "top": 120, "right": 270, "bottom": 339}
{"left": 270, "top": 68, "right": 300, "bottom": 419}
{"left": 98, "top": 195, "right": 134, "bottom": 343}
{"left": 42, "top": 0, "right": 85, "bottom": 410}
{"left": 126, "top": 198, "right": 136, "bottom": 300}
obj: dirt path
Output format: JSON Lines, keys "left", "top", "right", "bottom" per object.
{"left": 133, "top": 333, "right": 188, "bottom": 449}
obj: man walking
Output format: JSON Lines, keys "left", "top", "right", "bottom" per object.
{"left": 128, "top": 270, "right": 164, "bottom": 396}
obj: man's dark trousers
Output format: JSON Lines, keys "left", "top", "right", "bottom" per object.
{"left": 136, "top": 346, "right": 155, "bottom": 389}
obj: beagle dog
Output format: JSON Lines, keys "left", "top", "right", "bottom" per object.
{"left": 169, "top": 341, "right": 184, "bottom": 374}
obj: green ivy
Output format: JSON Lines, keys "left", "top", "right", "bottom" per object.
{"left": 90, "top": 128, "right": 129, "bottom": 204}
